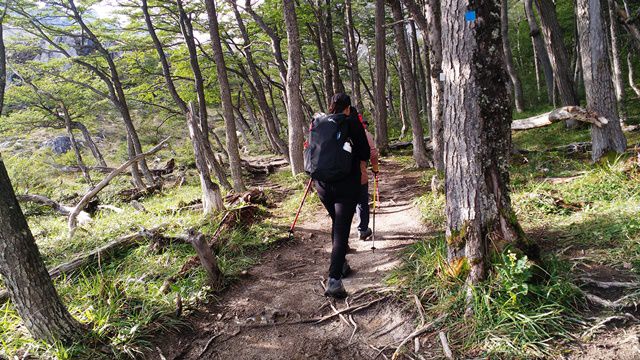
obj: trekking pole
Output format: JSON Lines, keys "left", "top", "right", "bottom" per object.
{"left": 371, "top": 173, "right": 379, "bottom": 252}
{"left": 289, "top": 178, "right": 314, "bottom": 239}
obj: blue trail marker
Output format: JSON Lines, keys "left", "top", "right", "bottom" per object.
{"left": 465, "top": 10, "right": 476, "bottom": 22}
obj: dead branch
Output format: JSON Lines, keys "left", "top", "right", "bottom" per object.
{"left": 512, "top": 106, "right": 609, "bottom": 131}
{"left": 391, "top": 314, "right": 448, "bottom": 360}
{"left": 438, "top": 331, "right": 453, "bottom": 360}
{"left": 241, "top": 157, "right": 288, "bottom": 175}
{"left": 48, "top": 158, "right": 175, "bottom": 177}
{"left": 0, "top": 226, "right": 165, "bottom": 303}
{"left": 17, "top": 194, "right": 87, "bottom": 218}
{"left": 68, "top": 137, "right": 171, "bottom": 236}
{"left": 304, "top": 296, "right": 390, "bottom": 324}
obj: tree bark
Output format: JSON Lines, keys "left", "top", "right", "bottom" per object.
{"left": 0, "top": 6, "right": 6, "bottom": 115}
{"left": 576, "top": 0, "right": 627, "bottom": 161}
{"left": 71, "top": 122, "right": 106, "bottom": 167}
{"left": 345, "top": 0, "right": 363, "bottom": 110}
{"left": 607, "top": 0, "right": 625, "bottom": 121}
{"left": 61, "top": 103, "right": 92, "bottom": 185}
{"left": 441, "top": 0, "right": 536, "bottom": 285}
{"left": 408, "top": 20, "right": 428, "bottom": 123}
{"left": 535, "top": 0, "right": 580, "bottom": 128}
{"left": 283, "top": 0, "right": 305, "bottom": 174}
{"left": 204, "top": 0, "right": 246, "bottom": 192}
{"left": 324, "top": 0, "right": 345, "bottom": 94}
{"left": 524, "top": 0, "right": 555, "bottom": 104}
{"left": 501, "top": 0, "right": 525, "bottom": 112}
{"left": 186, "top": 105, "right": 225, "bottom": 213}
{"left": 0, "top": 158, "right": 82, "bottom": 343}
{"left": 628, "top": 53, "right": 640, "bottom": 97}
{"left": 390, "top": 0, "right": 430, "bottom": 168}
{"left": 375, "top": 0, "right": 390, "bottom": 154}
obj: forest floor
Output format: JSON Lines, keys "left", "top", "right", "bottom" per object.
{"left": 150, "top": 159, "right": 437, "bottom": 359}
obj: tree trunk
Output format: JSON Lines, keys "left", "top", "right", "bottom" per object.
{"left": 228, "top": 0, "right": 289, "bottom": 157}
{"left": 204, "top": 0, "right": 246, "bottom": 192}
{"left": 535, "top": 0, "right": 580, "bottom": 127}
{"left": 315, "top": 7, "right": 334, "bottom": 104}
{"left": 607, "top": 0, "right": 625, "bottom": 121}
{"left": 576, "top": 0, "right": 627, "bottom": 161}
{"left": 628, "top": 53, "right": 640, "bottom": 97}
{"left": 441, "top": 0, "right": 536, "bottom": 285}
{"left": 375, "top": 0, "right": 390, "bottom": 154}
{"left": 283, "top": 0, "right": 305, "bottom": 174}
{"left": 71, "top": 122, "right": 106, "bottom": 167}
{"left": 143, "top": 0, "right": 230, "bottom": 202}
{"left": 61, "top": 104, "right": 92, "bottom": 185}
{"left": 390, "top": 0, "right": 430, "bottom": 168}
{"left": 187, "top": 106, "right": 225, "bottom": 213}
{"left": 410, "top": 20, "right": 429, "bottom": 124}
{"left": 345, "top": 0, "right": 363, "bottom": 110}
{"left": 0, "top": 9, "right": 6, "bottom": 115}
{"left": 501, "top": 0, "right": 525, "bottom": 112}
{"left": 244, "top": 1, "right": 289, "bottom": 95}
{"left": 0, "top": 159, "right": 82, "bottom": 343}
{"left": 324, "top": 0, "right": 345, "bottom": 94}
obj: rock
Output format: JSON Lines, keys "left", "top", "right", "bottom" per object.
{"left": 44, "top": 136, "right": 73, "bottom": 154}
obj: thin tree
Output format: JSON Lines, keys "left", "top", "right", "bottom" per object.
{"left": 401, "top": 0, "right": 444, "bottom": 172}
{"left": 204, "top": 0, "right": 246, "bottom": 192}
{"left": 227, "top": 0, "right": 289, "bottom": 156}
{"left": 535, "top": 0, "right": 580, "bottom": 127}
{"left": 141, "top": 0, "right": 226, "bottom": 212}
{"left": 524, "top": 0, "right": 554, "bottom": 103}
{"left": 389, "top": 0, "right": 430, "bottom": 168}
{"left": 283, "top": 0, "right": 305, "bottom": 174}
{"left": 345, "top": 0, "right": 363, "bottom": 110}
{"left": 374, "top": 0, "right": 389, "bottom": 154}
{"left": 607, "top": 0, "right": 625, "bottom": 121}
{"left": 576, "top": 0, "right": 627, "bottom": 161}
{"left": 441, "top": 0, "right": 538, "bottom": 286}
{"left": 501, "top": 0, "right": 525, "bottom": 112}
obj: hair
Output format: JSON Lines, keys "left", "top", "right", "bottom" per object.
{"left": 328, "top": 93, "right": 351, "bottom": 114}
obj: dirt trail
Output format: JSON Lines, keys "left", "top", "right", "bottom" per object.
{"left": 153, "top": 160, "right": 433, "bottom": 359}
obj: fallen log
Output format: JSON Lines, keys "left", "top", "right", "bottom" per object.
{"left": 48, "top": 158, "right": 176, "bottom": 177}
{"left": 68, "top": 137, "right": 171, "bottom": 237}
{"left": 512, "top": 106, "right": 608, "bottom": 131}
{"left": 0, "top": 226, "right": 165, "bottom": 303}
{"left": 17, "top": 194, "right": 93, "bottom": 224}
{"left": 241, "top": 158, "right": 288, "bottom": 175}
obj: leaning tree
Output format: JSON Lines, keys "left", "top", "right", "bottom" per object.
{"left": 440, "top": 0, "right": 538, "bottom": 286}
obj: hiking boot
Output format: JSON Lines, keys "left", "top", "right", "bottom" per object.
{"left": 342, "top": 261, "right": 352, "bottom": 278}
{"left": 324, "top": 277, "right": 347, "bottom": 299}
{"left": 359, "top": 228, "right": 373, "bottom": 240}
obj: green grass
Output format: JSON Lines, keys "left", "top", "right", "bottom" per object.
{"left": 0, "top": 141, "right": 312, "bottom": 358}
{"left": 390, "top": 123, "right": 640, "bottom": 357}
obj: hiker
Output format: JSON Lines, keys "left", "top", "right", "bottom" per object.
{"left": 304, "top": 93, "right": 370, "bottom": 298}
{"left": 355, "top": 116, "right": 379, "bottom": 240}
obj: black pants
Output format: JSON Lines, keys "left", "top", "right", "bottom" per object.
{"left": 315, "top": 181, "right": 357, "bottom": 279}
{"left": 356, "top": 183, "right": 369, "bottom": 232}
